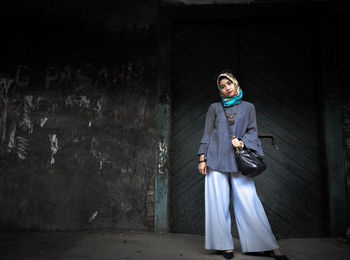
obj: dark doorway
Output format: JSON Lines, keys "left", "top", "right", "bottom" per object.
{"left": 170, "top": 18, "right": 327, "bottom": 238}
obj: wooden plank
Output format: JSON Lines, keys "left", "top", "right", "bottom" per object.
{"left": 243, "top": 80, "right": 319, "bottom": 148}
{"left": 258, "top": 151, "right": 325, "bottom": 219}
{"left": 255, "top": 106, "right": 320, "bottom": 161}
{"left": 171, "top": 131, "right": 200, "bottom": 161}
{"left": 171, "top": 175, "right": 204, "bottom": 204}
{"left": 172, "top": 114, "right": 206, "bottom": 149}
{"left": 259, "top": 125, "right": 320, "bottom": 176}
{"left": 173, "top": 90, "right": 216, "bottom": 125}
{"left": 239, "top": 67, "right": 318, "bottom": 126}
{"left": 264, "top": 143, "right": 321, "bottom": 188}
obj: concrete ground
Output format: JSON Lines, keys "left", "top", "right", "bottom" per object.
{"left": 1, "top": 229, "right": 350, "bottom": 260}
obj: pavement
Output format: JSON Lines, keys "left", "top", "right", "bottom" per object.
{"left": 1, "top": 229, "right": 350, "bottom": 260}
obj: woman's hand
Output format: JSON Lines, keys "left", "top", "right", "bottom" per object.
{"left": 232, "top": 136, "right": 244, "bottom": 149}
{"left": 198, "top": 161, "right": 207, "bottom": 175}
{"left": 198, "top": 153, "right": 207, "bottom": 175}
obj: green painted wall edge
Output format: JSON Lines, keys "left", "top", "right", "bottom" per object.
{"left": 155, "top": 11, "right": 172, "bottom": 232}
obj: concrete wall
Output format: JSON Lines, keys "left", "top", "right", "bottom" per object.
{"left": 0, "top": 1, "right": 158, "bottom": 231}
{"left": 0, "top": 0, "right": 349, "bottom": 234}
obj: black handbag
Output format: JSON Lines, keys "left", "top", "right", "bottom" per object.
{"left": 234, "top": 147, "right": 267, "bottom": 177}
{"left": 222, "top": 104, "right": 267, "bottom": 177}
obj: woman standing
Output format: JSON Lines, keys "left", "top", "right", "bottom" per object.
{"left": 197, "top": 71, "right": 289, "bottom": 260}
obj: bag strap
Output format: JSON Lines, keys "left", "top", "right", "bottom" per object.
{"left": 221, "top": 103, "right": 242, "bottom": 154}
{"left": 221, "top": 103, "right": 234, "bottom": 140}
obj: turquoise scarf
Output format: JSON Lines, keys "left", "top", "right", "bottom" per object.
{"left": 221, "top": 88, "right": 243, "bottom": 107}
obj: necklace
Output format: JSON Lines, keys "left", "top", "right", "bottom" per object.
{"left": 225, "top": 112, "right": 237, "bottom": 126}
{"left": 223, "top": 104, "right": 239, "bottom": 126}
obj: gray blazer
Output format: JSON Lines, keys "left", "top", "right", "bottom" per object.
{"left": 198, "top": 101, "right": 264, "bottom": 173}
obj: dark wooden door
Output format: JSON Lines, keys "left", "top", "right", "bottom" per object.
{"left": 170, "top": 20, "right": 327, "bottom": 238}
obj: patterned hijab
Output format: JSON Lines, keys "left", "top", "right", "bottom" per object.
{"left": 217, "top": 72, "right": 243, "bottom": 107}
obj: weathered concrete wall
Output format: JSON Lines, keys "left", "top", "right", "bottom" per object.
{"left": 0, "top": 2, "right": 157, "bottom": 231}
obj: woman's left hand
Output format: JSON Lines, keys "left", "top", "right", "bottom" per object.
{"left": 232, "top": 137, "right": 244, "bottom": 149}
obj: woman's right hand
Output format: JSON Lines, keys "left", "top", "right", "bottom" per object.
{"left": 198, "top": 162, "right": 207, "bottom": 175}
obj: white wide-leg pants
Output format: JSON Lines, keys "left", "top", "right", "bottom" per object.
{"left": 205, "top": 168, "right": 279, "bottom": 252}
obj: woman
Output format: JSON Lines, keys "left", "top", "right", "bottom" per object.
{"left": 197, "top": 71, "right": 289, "bottom": 260}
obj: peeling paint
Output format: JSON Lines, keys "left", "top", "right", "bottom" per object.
{"left": 157, "top": 137, "right": 168, "bottom": 175}
{"left": 40, "top": 118, "right": 48, "bottom": 128}
{"left": 8, "top": 126, "right": 16, "bottom": 148}
{"left": 89, "top": 136, "right": 111, "bottom": 171}
{"left": 1, "top": 96, "right": 9, "bottom": 144}
{"left": 49, "top": 134, "right": 59, "bottom": 165}
{"left": 79, "top": 96, "right": 90, "bottom": 108}
{"left": 35, "top": 96, "right": 47, "bottom": 109}
{"left": 24, "top": 95, "right": 34, "bottom": 109}
{"left": 71, "top": 128, "right": 79, "bottom": 143}
{"left": 95, "top": 100, "right": 102, "bottom": 120}
{"left": 17, "top": 152, "right": 26, "bottom": 160}
{"left": 65, "top": 95, "right": 74, "bottom": 106}
{"left": 19, "top": 96, "right": 34, "bottom": 134}
{"left": 20, "top": 111, "right": 33, "bottom": 135}
{"left": 88, "top": 211, "right": 98, "bottom": 223}
{"left": 17, "top": 136, "right": 29, "bottom": 160}
{"left": 90, "top": 136, "right": 97, "bottom": 157}
{"left": 0, "top": 77, "right": 14, "bottom": 94}
{"left": 121, "top": 167, "right": 132, "bottom": 174}
{"left": 65, "top": 95, "right": 91, "bottom": 108}
{"left": 0, "top": 78, "right": 14, "bottom": 144}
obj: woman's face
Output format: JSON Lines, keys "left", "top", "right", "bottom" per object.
{"left": 219, "top": 78, "right": 237, "bottom": 98}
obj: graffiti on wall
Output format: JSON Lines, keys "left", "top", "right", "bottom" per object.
{"left": 0, "top": 58, "right": 155, "bottom": 165}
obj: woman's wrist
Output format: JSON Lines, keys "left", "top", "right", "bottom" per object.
{"left": 199, "top": 153, "right": 205, "bottom": 163}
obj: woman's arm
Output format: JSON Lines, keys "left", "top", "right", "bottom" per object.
{"left": 197, "top": 104, "right": 216, "bottom": 175}
{"left": 197, "top": 104, "right": 215, "bottom": 156}
{"left": 241, "top": 103, "right": 263, "bottom": 155}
